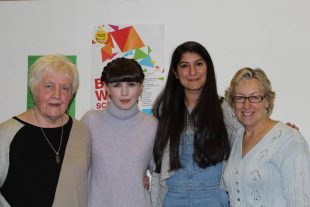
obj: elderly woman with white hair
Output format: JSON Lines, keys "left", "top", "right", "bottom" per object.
{"left": 0, "top": 54, "right": 91, "bottom": 207}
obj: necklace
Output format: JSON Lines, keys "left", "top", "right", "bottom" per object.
{"left": 33, "top": 108, "right": 63, "bottom": 164}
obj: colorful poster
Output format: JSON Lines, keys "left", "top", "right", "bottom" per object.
{"left": 91, "top": 24, "right": 165, "bottom": 114}
{"left": 27, "top": 55, "right": 77, "bottom": 118}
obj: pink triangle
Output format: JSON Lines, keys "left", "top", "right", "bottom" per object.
{"left": 111, "top": 53, "right": 118, "bottom": 59}
{"left": 109, "top": 24, "right": 119, "bottom": 31}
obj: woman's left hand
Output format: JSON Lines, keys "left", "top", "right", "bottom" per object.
{"left": 143, "top": 174, "right": 150, "bottom": 190}
{"left": 286, "top": 122, "right": 299, "bottom": 131}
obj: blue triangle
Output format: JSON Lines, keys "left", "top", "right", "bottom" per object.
{"left": 139, "top": 57, "right": 154, "bottom": 67}
{"left": 124, "top": 50, "right": 134, "bottom": 57}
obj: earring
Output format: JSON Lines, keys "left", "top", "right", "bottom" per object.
{"left": 107, "top": 95, "right": 112, "bottom": 103}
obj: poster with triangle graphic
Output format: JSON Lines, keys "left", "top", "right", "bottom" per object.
{"left": 91, "top": 24, "right": 166, "bottom": 114}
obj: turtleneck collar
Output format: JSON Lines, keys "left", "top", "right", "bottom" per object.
{"left": 106, "top": 101, "right": 139, "bottom": 120}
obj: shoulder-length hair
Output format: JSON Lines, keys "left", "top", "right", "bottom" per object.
{"left": 153, "top": 41, "right": 230, "bottom": 173}
{"left": 225, "top": 67, "right": 275, "bottom": 116}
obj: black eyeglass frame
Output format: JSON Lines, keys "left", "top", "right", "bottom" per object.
{"left": 232, "top": 94, "right": 266, "bottom": 103}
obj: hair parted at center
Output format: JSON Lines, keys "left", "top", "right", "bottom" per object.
{"left": 101, "top": 57, "right": 144, "bottom": 84}
{"left": 153, "top": 41, "right": 230, "bottom": 173}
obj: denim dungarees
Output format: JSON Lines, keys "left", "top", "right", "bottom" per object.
{"left": 163, "top": 133, "right": 229, "bottom": 207}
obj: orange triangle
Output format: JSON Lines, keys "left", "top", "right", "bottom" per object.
{"left": 101, "top": 43, "right": 113, "bottom": 62}
{"left": 123, "top": 27, "right": 144, "bottom": 52}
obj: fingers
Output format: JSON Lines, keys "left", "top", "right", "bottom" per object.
{"left": 286, "top": 122, "right": 300, "bottom": 131}
{"left": 143, "top": 175, "right": 150, "bottom": 190}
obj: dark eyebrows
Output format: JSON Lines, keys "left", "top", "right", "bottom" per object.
{"left": 178, "top": 58, "right": 204, "bottom": 65}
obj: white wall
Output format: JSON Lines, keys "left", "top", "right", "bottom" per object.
{"left": 1, "top": 0, "right": 309, "bottom": 142}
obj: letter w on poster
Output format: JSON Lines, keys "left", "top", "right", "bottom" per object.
{"left": 91, "top": 24, "right": 165, "bottom": 114}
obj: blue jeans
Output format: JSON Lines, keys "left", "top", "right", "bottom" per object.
{"left": 163, "top": 134, "right": 229, "bottom": 207}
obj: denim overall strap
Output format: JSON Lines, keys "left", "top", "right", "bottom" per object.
{"left": 163, "top": 133, "right": 229, "bottom": 207}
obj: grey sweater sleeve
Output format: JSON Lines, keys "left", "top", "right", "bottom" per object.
{"left": 0, "top": 118, "right": 24, "bottom": 207}
{"left": 221, "top": 100, "right": 243, "bottom": 145}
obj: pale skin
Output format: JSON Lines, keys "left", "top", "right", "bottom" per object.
{"left": 233, "top": 78, "right": 277, "bottom": 157}
{"left": 106, "top": 81, "right": 148, "bottom": 188}
{"left": 105, "top": 81, "right": 143, "bottom": 110}
{"left": 17, "top": 71, "right": 73, "bottom": 128}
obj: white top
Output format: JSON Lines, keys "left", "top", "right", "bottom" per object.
{"left": 223, "top": 121, "right": 310, "bottom": 207}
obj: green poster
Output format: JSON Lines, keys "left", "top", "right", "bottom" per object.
{"left": 27, "top": 55, "right": 77, "bottom": 118}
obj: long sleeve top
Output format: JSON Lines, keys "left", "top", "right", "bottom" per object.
{"left": 0, "top": 117, "right": 91, "bottom": 207}
{"left": 223, "top": 121, "right": 310, "bottom": 207}
{"left": 150, "top": 100, "right": 240, "bottom": 207}
{"left": 81, "top": 102, "right": 157, "bottom": 207}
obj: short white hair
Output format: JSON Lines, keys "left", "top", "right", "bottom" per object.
{"left": 29, "top": 54, "right": 79, "bottom": 97}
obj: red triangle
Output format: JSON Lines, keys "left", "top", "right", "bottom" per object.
{"left": 110, "top": 27, "right": 131, "bottom": 52}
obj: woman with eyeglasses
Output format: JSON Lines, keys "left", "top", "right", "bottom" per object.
{"left": 223, "top": 67, "right": 310, "bottom": 206}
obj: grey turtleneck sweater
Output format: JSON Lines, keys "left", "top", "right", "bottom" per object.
{"left": 81, "top": 102, "right": 157, "bottom": 207}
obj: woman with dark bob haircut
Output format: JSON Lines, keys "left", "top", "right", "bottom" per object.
{"left": 81, "top": 57, "right": 157, "bottom": 207}
{"left": 150, "top": 41, "right": 239, "bottom": 207}
{"left": 101, "top": 57, "right": 145, "bottom": 83}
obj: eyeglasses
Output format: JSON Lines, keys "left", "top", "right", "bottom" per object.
{"left": 232, "top": 95, "right": 266, "bottom": 103}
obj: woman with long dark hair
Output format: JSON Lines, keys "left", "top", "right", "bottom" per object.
{"left": 151, "top": 41, "right": 238, "bottom": 207}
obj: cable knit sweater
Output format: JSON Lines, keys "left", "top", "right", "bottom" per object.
{"left": 81, "top": 102, "right": 157, "bottom": 207}
{"left": 223, "top": 122, "right": 310, "bottom": 207}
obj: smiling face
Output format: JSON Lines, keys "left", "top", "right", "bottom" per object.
{"left": 106, "top": 81, "right": 142, "bottom": 110}
{"left": 34, "top": 71, "right": 73, "bottom": 123}
{"left": 175, "top": 52, "right": 207, "bottom": 96}
{"left": 233, "top": 79, "right": 269, "bottom": 130}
